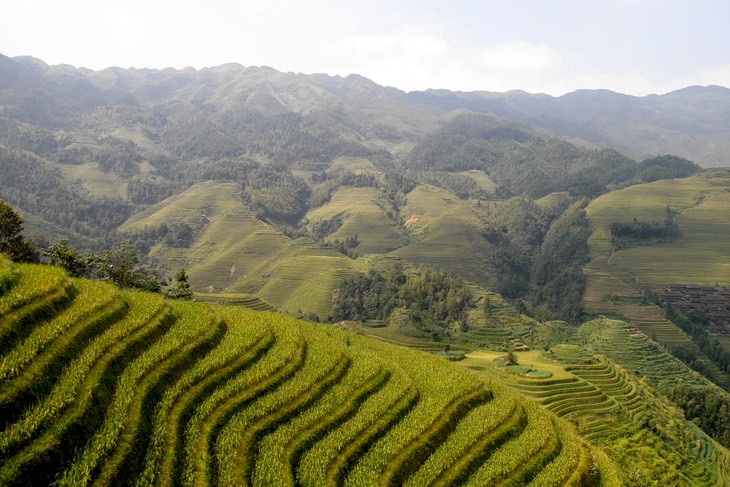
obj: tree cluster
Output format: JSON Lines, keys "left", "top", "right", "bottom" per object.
{"left": 163, "top": 269, "right": 194, "bottom": 300}
{"left": 0, "top": 149, "right": 133, "bottom": 239}
{"left": 658, "top": 383, "right": 730, "bottom": 448}
{"left": 45, "top": 238, "right": 161, "bottom": 291}
{"left": 44, "top": 233, "right": 194, "bottom": 299}
{"left": 530, "top": 202, "right": 592, "bottom": 323}
{"left": 331, "top": 265, "right": 472, "bottom": 337}
{"left": 609, "top": 211, "right": 680, "bottom": 249}
{"left": 482, "top": 198, "right": 553, "bottom": 299}
{"left": 54, "top": 139, "right": 142, "bottom": 176}
{"left": 126, "top": 177, "right": 178, "bottom": 205}
{"left": 241, "top": 168, "right": 310, "bottom": 222}
{"left": 481, "top": 198, "right": 593, "bottom": 323}
{"left": 309, "top": 214, "right": 345, "bottom": 241}
{"left": 324, "top": 235, "right": 360, "bottom": 259}
{"left": 665, "top": 306, "right": 730, "bottom": 375}
{"left": 420, "top": 172, "right": 482, "bottom": 200}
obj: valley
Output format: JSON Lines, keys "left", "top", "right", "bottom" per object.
{"left": 1, "top": 53, "right": 730, "bottom": 485}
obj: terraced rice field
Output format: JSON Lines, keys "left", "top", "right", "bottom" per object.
{"left": 119, "top": 181, "right": 292, "bottom": 294}
{"left": 391, "top": 185, "right": 494, "bottom": 285}
{"left": 190, "top": 293, "right": 276, "bottom": 312}
{"left": 579, "top": 318, "right": 708, "bottom": 386}
{"left": 254, "top": 241, "right": 366, "bottom": 319}
{"left": 459, "top": 170, "right": 497, "bottom": 194}
{"left": 0, "top": 260, "right": 615, "bottom": 486}
{"left": 461, "top": 291, "right": 537, "bottom": 350}
{"left": 306, "top": 186, "right": 405, "bottom": 254}
{"left": 462, "top": 342, "right": 729, "bottom": 485}
{"left": 584, "top": 171, "right": 730, "bottom": 388}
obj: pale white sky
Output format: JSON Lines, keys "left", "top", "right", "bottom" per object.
{"left": 1, "top": 0, "right": 729, "bottom": 96}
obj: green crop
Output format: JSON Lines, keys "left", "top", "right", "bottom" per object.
{"left": 0, "top": 263, "right": 647, "bottom": 485}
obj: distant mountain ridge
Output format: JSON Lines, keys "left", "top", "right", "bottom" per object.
{"left": 2, "top": 53, "right": 730, "bottom": 166}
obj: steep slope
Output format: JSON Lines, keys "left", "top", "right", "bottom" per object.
{"left": 306, "top": 186, "right": 405, "bottom": 254}
{"left": 118, "top": 181, "right": 365, "bottom": 317}
{"left": 3, "top": 53, "right": 729, "bottom": 174}
{"left": 0, "top": 260, "right": 618, "bottom": 486}
{"left": 583, "top": 169, "right": 730, "bottom": 387}
{"left": 390, "top": 185, "right": 494, "bottom": 286}
{"left": 463, "top": 341, "right": 730, "bottom": 485}
{"left": 120, "top": 181, "right": 291, "bottom": 293}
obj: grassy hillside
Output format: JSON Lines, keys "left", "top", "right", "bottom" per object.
{"left": 118, "top": 180, "right": 500, "bottom": 318}
{"left": 253, "top": 239, "right": 367, "bottom": 319}
{"left": 459, "top": 169, "right": 497, "bottom": 194}
{"left": 121, "top": 181, "right": 290, "bottom": 292}
{"left": 57, "top": 162, "right": 128, "bottom": 199}
{"left": 306, "top": 186, "right": 405, "bottom": 254}
{"left": 119, "top": 182, "right": 367, "bottom": 317}
{"left": 585, "top": 169, "right": 730, "bottom": 287}
{"left": 0, "top": 259, "right": 619, "bottom": 486}
{"left": 391, "top": 185, "right": 494, "bottom": 285}
{"left": 584, "top": 169, "right": 730, "bottom": 388}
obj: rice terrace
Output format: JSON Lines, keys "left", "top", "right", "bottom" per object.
{"left": 3, "top": 22, "right": 730, "bottom": 486}
{"left": 0, "top": 257, "right": 620, "bottom": 486}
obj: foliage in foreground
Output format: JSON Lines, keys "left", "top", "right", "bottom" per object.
{"left": 0, "top": 261, "right": 616, "bottom": 486}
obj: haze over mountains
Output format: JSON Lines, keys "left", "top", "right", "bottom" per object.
{"left": 2, "top": 52, "right": 730, "bottom": 484}
{"left": 2, "top": 53, "right": 730, "bottom": 167}
{"left": 0, "top": 51, "right": 724, "bottom": 312}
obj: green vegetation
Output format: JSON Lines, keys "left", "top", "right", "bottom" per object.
{"left": 0, "top": 260, "right": 625, "bottom": 486}
{"left": 609, "top": 209, "right": 680, "bottom": 249}
{"left": 577, "top": 318, "right": 730, "bottom": 450}
{"left": 463, "top": 341, "right": 728, "bottom": 485}
{"left": 44, "top": 237, "right": 94, "bottom": 277}
{"left": 530, "top": 201, "right": 592, "bottom": 323}
{"left": 0, "top": 149, "right": 133, "bottom": 241}
{"left": 306, "top": 186, "right": 405, "bottom": 254}
{"left": 0, "top": 199, "right": 35, "bottom": 263}
{"left": 0, "top": 256, "right": 19, "bottom": 295}
{"left": 662, "top": 304, "right": 730, "bottom": 375}
{"left": 406, "top": 114, "right": 700, "bottom": 199}
{"left": 164, "top": 269, "right": 194, "bottom": 300}
{"left": 389, "top": 184, "right": 494, "bottom": 286}
{"left": 3, "top": 56, "right": 730, "bottom": 486}
{"left": 242, "top": 167, "right": 311, "bottom": 223}
{"left": 331, "top": 264, "right": 472, "bottom": 338}
{"left": 584, "top": 171, "right": 730, "bottom": 388}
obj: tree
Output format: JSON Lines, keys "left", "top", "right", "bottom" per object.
{"left": 97, "top": 241, "right": 159, "bottom": 291}
{"left": 165, "top": 268, "right": 194, "bottom": 300}
{"left": 0, "top": 199, "right": 35, "bottom": 262}
{"left": 45, "top": 237, "right": 93, "bottom": 277}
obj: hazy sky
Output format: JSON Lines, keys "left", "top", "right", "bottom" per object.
{"left": 2, "top": 0, "right": 728, "bottom": 95}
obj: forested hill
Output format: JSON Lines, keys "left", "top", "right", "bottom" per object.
{"left": 3, "top": 54, "right": 730, "bottom": 478}
{"left": 0, "top": 52, "right": 710, "bottom": 309}
{"left": 2, "top": 53, "right": 730, "bottom": 166}
{"left": 407, "top": 85, "right": 730, "bottom": 168}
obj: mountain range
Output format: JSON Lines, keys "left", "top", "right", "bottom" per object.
{"left": 2, "top": 53, "right": 730, "bottom": 167}
{"left": 2, "top": 53, "right": 730, "bottom": 484}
